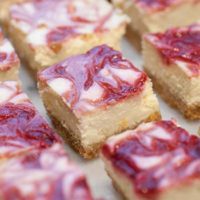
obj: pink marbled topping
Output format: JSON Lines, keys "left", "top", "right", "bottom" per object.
{"left": 145, "top": 24, "right": 200, "bottom": 77}
{"left": 38, "top": 45, "right": 147, "bottom": 115}
{"left": 0, "top": 29, "right": 19, "bottom": 71}
{"left": 10, "top": 0, "right": 128, "bottom": 47}
{"left": 102, "top": 120, "right": 200, "bottom": 199}
{"left": 0, "top": 144, "right": 93, "bottom": 200}
{"left": 0, "top": 102, "right": 61, "bottom": 160}
{"left": 0, "top": 81, "right": 61, "bottom": 160}
{"left": 0, "top": 81, "right": 29, "bottom": 105}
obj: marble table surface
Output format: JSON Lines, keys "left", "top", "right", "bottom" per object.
{"left": 20, "top": 38, "right": 199, "bottom": 200}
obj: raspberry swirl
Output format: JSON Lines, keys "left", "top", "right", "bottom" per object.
{"left": 0, "top": 81, "right": 61, "bottom": 159}
{"left": 102, "top": 120, "right": 200, "bottom": 199}
{"left": 145, "top": 24, "right": 200, "bottom": 77}
{"left": 39, "top": 45, "right": 147, "bottom": 115}
{"left": 0, "top": 103, "right": 61, "bottom": 159}
{"left": 0, "top": 144, "right": 93, "bottom": 200}
{"left": 10, "top": 0, "right": 128, "bottom": 46}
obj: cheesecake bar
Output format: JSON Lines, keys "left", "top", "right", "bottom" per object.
{"left": 143, "top": 24, "right": 200, "bottom": 119}
{"left": 101, "top": 120, "right": 200, "bottom": 200}
{"left": 0, "top": 144, "right": 93, "bottom": 200}
{"left": 38, "top": 45, "right": 160, "bottom": 158}
{"left": 6, "top": 0, "right": 129, "bottom": 73}
{"left": 0, "top": 28, "right": 19, "bottom": 81}
{"left": 112, "top": 0, "right": 200, "bottom": 35}
{"left": 0, "top": 81, "right": 61, "bottom": 160}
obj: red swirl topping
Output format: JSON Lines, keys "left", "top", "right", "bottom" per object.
{"left": 10, "top": 0, "right": 127, "bottom": 46}
{"left": 38, "top": 45, "right": 147, "bottom": 115}
{"left": 135, "top": 0, "right": 187, "bottom": 12}
{"left": 0, "top": 29, "right": 19, "bottom": 71}
{"left": 145, "top": 24, "right": 200, "bottom": 76}
{"left": 0, "top": 103, "right": 61, "bottom": 159}
{"left": 0, "top": 144, "right": 93, "bottom": 200}
{"left": 102, "top": 120, "right": 200, "bottom": 199}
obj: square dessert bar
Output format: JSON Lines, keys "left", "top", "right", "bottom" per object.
{"left": 0, "top": 28, "right": 19, "bottom": 81}
{"left": 143, "top": 24, "right": 200, "bottom": 120}
{"left": 38, "top": 45, "right": 160, "bottom": 159}
{"left": 112, "top": 0, "right": 200, "bottom": 35}
{"left": 6, "top": 0, "right": 129, "bottom": 73}
{"left": 0, "top": 81, "right": 61, "bottom": 161}
{"left": 0, "top": 144, "right": 93, "bottom": 200}
{"left": 101, "top": 120, "right": 200, "bottom": 200}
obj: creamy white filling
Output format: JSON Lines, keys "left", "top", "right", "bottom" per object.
{"left": 0, "top": 39, "right": 14, "bottom": 54}
{"left": 131, "top": 155, "right": 164, "bottom": 169}
{"left": 48, "top": 78, "right": 72, "bottom": 96}
{"left": 26, "top": 28, "right": 49, "bottom": 46}
{"left": 0, "top": 87, "right": 15, "bottom": 103}
{"left": 147, "top": 126, "right": 173, "bottom": 140}
{"left": 110, "top": 67, "right": 141, "bottom": 84}
{"left": 80, "top": 82, "right": 104, "bottom": 101}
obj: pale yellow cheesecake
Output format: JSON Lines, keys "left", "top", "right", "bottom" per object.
{"left": 38, "top": 45, "right": 160, "bottom": 159}
{"left": 0, "top": 28, "right": 19, "bottom": 81}
{"left": 143, "top": 24, "right": 200, "bottom": 120}
{"left": 5, "top": 0, "right": 129, "bottom": 73}
{"left": 112, "top": 0, "right": 200, "bottom": 47}
{"left": 101, "top": 120, "right": 200, "bottom": 200}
